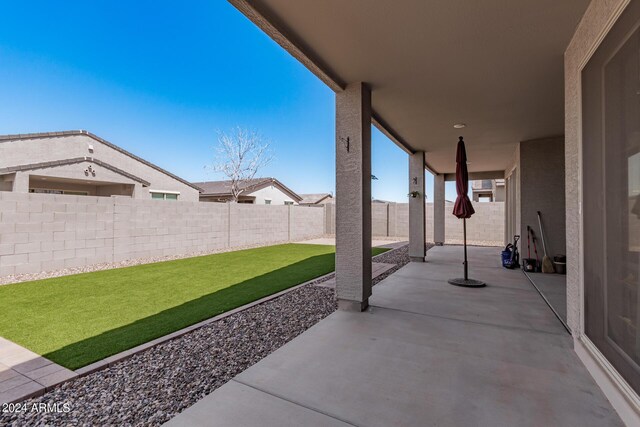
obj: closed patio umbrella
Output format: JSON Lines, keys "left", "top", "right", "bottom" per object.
{"left": 448, "top": 136, "right": 485, "bottom": 288}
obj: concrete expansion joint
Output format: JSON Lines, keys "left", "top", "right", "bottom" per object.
{"left": 369, "top": 304, "right": 569, "bottom": 337}
{"left": 231, "top": 379, "right": 361, "bottom": 427}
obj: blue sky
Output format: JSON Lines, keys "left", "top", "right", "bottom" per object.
{"left": 0, "top": 1, "right": 457, "bottom": 202}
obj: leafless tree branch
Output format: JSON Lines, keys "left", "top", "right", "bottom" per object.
{"left": 208, "top": 127, "right": 274, "bottom": 202}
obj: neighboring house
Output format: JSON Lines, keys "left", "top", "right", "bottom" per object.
{"left": 194, "top": 178, "right": 302, "bottom": 205}
{"left": 0, "top": 131, "right": 201, "bottom": 201}
{"left": 471, "top": 179, "right": 505, "bottom": 202}
{"left": 298, "top": 193, "right": 333, "bottom": 206}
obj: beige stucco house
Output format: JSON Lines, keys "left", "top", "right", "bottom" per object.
{"left": 0, "top": 131, "right": 201, "bottom": 201}
{"left": 471, "top": 179, "right": 505, "bottom": 202}
{"left": 194, "top": 177, "right": 302, "bottom": 205}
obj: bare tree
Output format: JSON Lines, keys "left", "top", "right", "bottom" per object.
{"left": 209, "top": 127, "right": 274, "bottom": 202}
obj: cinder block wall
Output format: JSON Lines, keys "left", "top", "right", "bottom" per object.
{"left": 0, "top": 193, "right": 118, "bottom": 277}
{"left": 372, "top": 204, "right": 389, "bottom": 236}
{"left": 443, "top": 202, "right": 505, "bottom": 245}
{"left": 290, "top": 206, "right": 325, "bottom": 242}
{"left": 229, "top": 204, "right": 289, "bottom": 247}
{"left": 326, "top": 201, "right": 504, "bottom": 245}
{"left": 0, "top": 192, "right": 325, "bottom": 277}
{"left": 112, "top": 198, "right": 229, "bottom": 263}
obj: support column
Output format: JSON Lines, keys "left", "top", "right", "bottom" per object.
{"left": 434, "top": 173, "right": 445, "bottom": 246}
{"left": 409, "top": 151, "right": 426, "bottom": 261}
{"left": 12, "top": 172, "right": 29, "bottom": 193}
{"left": 335, "top": 82, "right": 372, "bottom": 312}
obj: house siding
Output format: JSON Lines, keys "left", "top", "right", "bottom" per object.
{"left": 246, "top": 185, "right": 297, "bottom": 205}
{"left": 0, "top": 134, "right": 199, "bottom": 201}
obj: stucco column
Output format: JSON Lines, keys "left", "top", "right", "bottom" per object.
{"left": 335, "top": 82, "right": 372, "bottom": 312}
{"left": 434, "top": 173, "right": 445, "bottom": 245}
{"left": 409, "top": 151, "right": 426, "bottom": 261}
{"left": 12, "top": 172, "right": 29, "bottom": 193}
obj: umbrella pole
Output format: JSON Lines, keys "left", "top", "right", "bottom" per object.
{"left": 463, "top": 218, "right": 468, "bottom": 280}
{"left": 448, "top": 217, "right": 485, "bottom": 287}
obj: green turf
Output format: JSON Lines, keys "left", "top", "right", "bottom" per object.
{"left": 0, "top": 244, "right": 388, "bottom": 370}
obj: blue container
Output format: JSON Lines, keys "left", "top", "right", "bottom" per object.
{"left": 502, "top": 245, "right": 516, "bottom": 269}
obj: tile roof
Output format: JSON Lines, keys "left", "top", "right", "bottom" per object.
{"left": 299, "top": 193, "right": 332, "bottom": 204}
{"left": 193, "top": 177, "right": 302, "bottom": 201}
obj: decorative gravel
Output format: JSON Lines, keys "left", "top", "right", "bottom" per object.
{"left": 370, "top": 243, "right": 415, "bottom": 285}
{"left": 0, "top": 243, "right": 411, "bottom": 427}
{"left": 0, "top": 285, "right": 337, "bottom": 427}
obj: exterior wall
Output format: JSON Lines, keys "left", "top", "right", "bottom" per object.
{"left": 229, "top": 204, "right": 289, "bottom": 246}
{"left": 566, "top": 0, "right": 640, "bottom": 424}
{"left": 520, "top": 137, "right": 566, "bottom": 258}
{"left": 372, "top": 203, "right": 389, "bottom": 237}
{"left": 0, "top": 192, "right": 324, "bottom": 277}
{"left": 290, "top": 206, "right": 325, "bottom": 241}
{"left": 504, "top": 145, "right": 521, "bottom": 246}
{"left": 326, "top": 201, "right": 504, "bottom": 246}
{"left": 566, "top": 0, "right": 630, "bottom": 333}
{"left": 440, "top": 202, "right": 505, "bottom": 246}
{"left": 396, "top": 203, "right": 409, "bottom": 237}
{"left": 0, "top": 134, "right": 199, "bottom": 201}
{"left": 495, "top": 184, "right": 506, "bottom": 202}
{"left": 246, "top": 185, "right": 297, "bottom": 205}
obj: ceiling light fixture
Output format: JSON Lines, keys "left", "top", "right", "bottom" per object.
{"left": 453, "top": 123, "right": 466, "bottom": 129}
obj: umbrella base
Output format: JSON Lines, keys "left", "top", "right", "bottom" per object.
{"left": 448, "top": 278, "right": 486, "bottom": 288}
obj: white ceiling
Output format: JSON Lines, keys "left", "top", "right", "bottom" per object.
{"left": 233, "top": 0, "right": 590, "bottom": 174}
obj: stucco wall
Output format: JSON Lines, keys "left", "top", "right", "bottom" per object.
{"left": 248, "top": 185, "right": 297, "bottom": 205}
{"left": 0, "top": 192, "right": 324, "bottom": 277}
{"left": 504, "top": 145, "right": 521, "bottom": 246}
{"left": 520, "top": 137, "right": 566, "bottom": 259}
{"left": 0, "top": 134, "right": 200, "bottom": 202}
{"left": 565, "top": 0, "right": 629, "bottom": 334}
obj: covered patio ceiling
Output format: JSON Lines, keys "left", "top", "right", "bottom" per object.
{"left": 230, "top": 0, "right": 590, "bottom": 174}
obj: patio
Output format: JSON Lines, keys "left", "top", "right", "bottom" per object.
{"left": 166, "top": 245, "right": 622, "bottom": 426}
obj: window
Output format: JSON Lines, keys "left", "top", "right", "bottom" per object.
{"left": 582, "top": 1, "right": 640, "bottom": 394}
{"left": 284, "top": 201, "right": 294, "bottom": 205}
{"left": 150, "top": 191, "right": 179, "bottom": 201}
{"left": 265, "top": 199, "right": 272, "bottom": 205}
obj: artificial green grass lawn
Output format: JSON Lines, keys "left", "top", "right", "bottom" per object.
{"left": 0, "top": 244, "right": 388, "bottom": 370}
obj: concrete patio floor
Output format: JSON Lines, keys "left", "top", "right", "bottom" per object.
{"left": 166, "top": 245, "right": 622, "bottom": 427}
{"left": 524, "top": 271, "right": 568, "bottom": 328}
